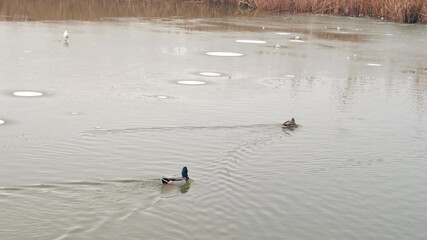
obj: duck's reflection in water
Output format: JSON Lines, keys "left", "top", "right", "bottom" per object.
{"left": 161, "top": 180, "right": 192, "bottom": 196}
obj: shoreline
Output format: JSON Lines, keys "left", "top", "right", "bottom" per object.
{"left": 0, "top": 0, "right": 425, "bottom": 23}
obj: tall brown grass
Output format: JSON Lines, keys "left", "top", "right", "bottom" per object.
{"left": 233, "top": 0, "right": 426, "bottom": 23}
{"left": 0, "top": 0, "right": 425, "bottom": 23}
{"left": 207, "top": 0, "right": 426, "bottom": 23}
{"left": 0, "top": 0, "right": 252, "bottom": 21}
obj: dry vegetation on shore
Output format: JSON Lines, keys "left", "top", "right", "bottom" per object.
{"left": 0, "top": 0, "right": 244, "bottom": 21}
{"left": 208, "top": 0, "right": 426, "bottom": 23}
{"left": 0, "top": 0, "right": 425, "bottom": 23}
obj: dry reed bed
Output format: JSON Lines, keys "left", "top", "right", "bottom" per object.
{"left": 0, "top": 0, "right": 248, "bottom": 21}
{"left": 210, "top": 0, "right": 426, "bottom": 23}
{"left": 0, "top": 0, "right": 425, "bottom": 23}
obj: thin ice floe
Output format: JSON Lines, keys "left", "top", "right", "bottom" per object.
{"left": 367, "top": 63, "right": 382, "bottom": 67}
{"left": 289, "top": 39, "right": 305, "bottom": 43}
{"left": 199, "top": 72, "right": 222, "bottom": 77}
{"left": 177, "top": 80, "right": 206, "bottom": 85}
{"left": 206, "top": 52, "right": 243, "bottom": 57}
{"left": 13, "top": 91, "right": 43, "bottom": 97}
{"left": 235, "top": 40, "right": 267, "bottom": 44}
{"left": 276, "top": 32, "right": 291, "bottom": 35}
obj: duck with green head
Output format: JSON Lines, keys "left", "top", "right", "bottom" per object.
{"left": 161, "top": 167, "right": 189, "bottom": 186}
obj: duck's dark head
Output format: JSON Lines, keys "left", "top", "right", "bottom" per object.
{"left": 291, "top": 118, "right": 295, "bottom": 123}
{"left": 182, "top": 167, "right": 189, "bottom": 179}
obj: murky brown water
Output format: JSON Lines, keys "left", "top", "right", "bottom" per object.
{"left": 1, "top": 2, "right": 427, "bottom": 240}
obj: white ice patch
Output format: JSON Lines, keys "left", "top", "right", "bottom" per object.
{"left": 157, "top": 95, "right": 168, "bottom": 99}
{"left": 284, "top": 75, "right": 295, "bottom": 78}
{"left": 199, "top": 72, "right": 222, "bottom": 77}
{"left": 235, "top": 40, "right": 267, "bottom": 44}
{"left": 206, "top": 52, "right": 243, "bottom": 57}
{"left": 177, "top": 81, "right": 206, "bottom": 85}
{"left": 367, "top": 63, "right": 382, "bottom": 67}
{"left": 0, "top": 120, "right": 4, "bottom": 125}
{"left": 289, "top": 39, "right": 305, "bottom": 43}
{"left": 13, "top": 91, "right": 43, "bottom": 97}
{"left": 276, "top": 32, "right": 291, "bottom": 35}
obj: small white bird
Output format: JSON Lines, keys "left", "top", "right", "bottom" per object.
{"left": 63, "top": 31, "right": 69, "bottom": 41}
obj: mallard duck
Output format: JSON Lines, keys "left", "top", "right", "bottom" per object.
{"left": 282, "top": 118, "right": 297, "bottom": 128}
{"left": 161, "top": 167, "right": 189, "bottom": 186}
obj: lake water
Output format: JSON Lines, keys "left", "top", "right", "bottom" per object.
{"left": 1, "top": 4, "right": 427, "bottom": 240}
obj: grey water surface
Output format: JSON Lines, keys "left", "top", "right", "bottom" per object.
{"left": 1, "top": 13, "right": 427, "bottom": 240}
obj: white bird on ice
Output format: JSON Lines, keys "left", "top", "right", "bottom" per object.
{"left": 63, "top": 31, "right": 69, "bottom": 41}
